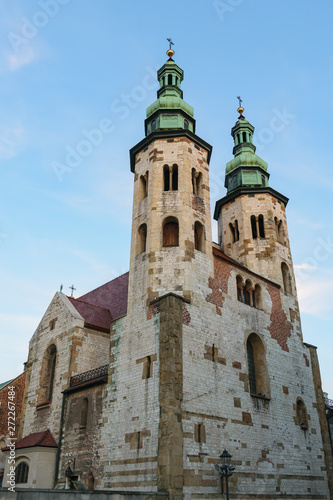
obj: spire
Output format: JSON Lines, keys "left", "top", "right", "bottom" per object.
{"left": 225, "top": 102, "right": 269, "bottom": 193}
{"left": 145, "top": 43, "right": 195, "bottom": 136}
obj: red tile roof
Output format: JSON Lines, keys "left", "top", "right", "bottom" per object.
{"left": 68, "top": 272, "right": 129, "bottom": 332}
{"left": 2, "top": 430, "right": 57, "bottom": 451}
{"left": 68, "top": 298, "right": 111, "bottom": 332}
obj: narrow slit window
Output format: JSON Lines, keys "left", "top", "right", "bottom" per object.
{"left": 172, "top": 165, "right": 178, "bottom": 191}
{"left": 251, "top": 215, "right": 257, "bottom": 239}
{"left": 258, "top": 214, "right": 265, "bottom": 238}
{"left": 163, "top": 165, "right": 170, "bottom": 191}
{"left": 168, "top": 74, "right": 172, "bottom": 85}
{"left": 247, "top": 340, "right": 257, "bottom": 395}
{"left": 229, "top": 223, "right": 236, "bottom": 243}
{"left": 184, "top": 119, "right": 189, "bottom": 130}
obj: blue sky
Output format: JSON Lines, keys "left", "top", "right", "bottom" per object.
{"left": 0, "top": 1, "right": 332, "bottom": 395}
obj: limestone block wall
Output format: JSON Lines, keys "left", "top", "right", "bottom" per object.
{"left": 180, "top": 254, "right": 330, "bottom": 499}
{"left": 21, "top": 293, "right": 109, "bottom": 443}
{"left": 100, "top": 309, "right": 160, "bottom": 491}
{"left": 218, "top": 193, "right": 295, "bottom": 288}
{"left": 128, "top": 136, "right": 212, "bottom": 311}
{"left": 58, "top": 383, "right": 107, "bottom": 489}
{"left": 2, "top": 447, "right": 57, "bottom": 489}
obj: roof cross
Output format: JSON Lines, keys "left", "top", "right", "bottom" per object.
{"left": 69, "top": 285, "right": 76, "bottom": 297}
{"left": 237, "top": 96, "right": 243, "bottom": 107}
{"left": 167, "top": 38, "right": 174, "bottom": 50}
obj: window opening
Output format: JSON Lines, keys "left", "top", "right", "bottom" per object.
{"left": 247, "top": 340, "right": 257, "bottom": 395}
{"left": 16, "top": 462, "right": 29, "bottom": 484}
{"left": 163, "top": 217, "right": 179, "bottom": 247}
{"left": 251, "top": 215, "right": 257, "bottom": 239}
{"left": 172, "top": 164, "right": 178, "bottom": 191}
{"left": 258, "top": 214, "right": 265, "bottom": 238}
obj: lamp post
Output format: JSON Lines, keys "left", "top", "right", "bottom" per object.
{"left": 215, "top": 449, "right": 235, "bottom": 499}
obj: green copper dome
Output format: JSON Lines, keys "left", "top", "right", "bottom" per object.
{"left": 145, "top": 51, "right": 196, "bottom": 136}
{"left": 225, "top": 107, "right": 270, "bottom": 193}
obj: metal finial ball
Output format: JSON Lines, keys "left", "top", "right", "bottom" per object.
{"left": 167, "top": 49, "right": 175, "bottom": 59}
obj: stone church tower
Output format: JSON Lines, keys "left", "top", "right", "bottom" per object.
{"left": 3, "top": 48, "right": 332, "bottom": 499}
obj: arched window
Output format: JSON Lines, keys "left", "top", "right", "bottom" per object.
{"left": 247, "top": 340, "right": 257, "bottom": 395}
{"left": 244, "top": 279, "right": 253, "bottom": 306}
{"left": 139, "top": 172, "right": 148, "bottom": 201}
{"left": 172, "top": 164, "right": 178, "bottom": 191}
{"left": 236, "top": 275, "right": 243, "bottom": 302}
{"left": 16, "top": 461, "right": 29, "bottom": 484}
{"left": 192, "top": 169, "right": 203, "bottom": 197}
{"left": 258, "top": 215, "right": 265, "bottom": 238}
{"left": 251, "top": 215, "right": 257, "bottom": 239}
{"left": 281, "top": 262, "right": 292, "bottom": 294}
{"left": 136, "top": 224, "right": 147, "bottom": 255}
{"left": 296, "top": 398, "right": 308, "bottom": 429}
{"left": 168, "top": 74, "right": 172, "bottom": 85}
{"left": 80, "top": 398, "right": 88, "bottom": 428}
{"left": 242, "top": 132, "right": 247, "bottom": 142}
{"left": 163, "top": 217, "right": 179, "bottom": 247}
{"left": 229, "top": 220, "right": 239, "bottom": 243}
{"left": 39, "top": 344, "right": 57, "bottom": 404}
{"left": 194, "top": 221, "right": 205, "bottom": 252}
{"left": 275, "top": 217, "right": 284, "bottom": 244}
{"left": 254, "top": 284, "right": 262, "bottom": 309}
{"left": 246, "top": 333, "right": 270, "bottom": 398}
{"left": 184, "top": 119, "right": 189, "bottom": 130}
{"left": 261, "top": 175, "right": 265, "bottom": 185}
{"left": 163, "top": 165, "right": 170, "bottom": 191}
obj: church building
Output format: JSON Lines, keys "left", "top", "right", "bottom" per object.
{"left": 2, "top": 47, "right": 333, "bottom": 499}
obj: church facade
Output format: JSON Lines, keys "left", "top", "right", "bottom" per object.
{"left": 2, "top": 48, "right": 333, "bottom": 499}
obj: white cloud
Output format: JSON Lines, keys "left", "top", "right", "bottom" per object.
{"left": 296, "top": 270, "right": 333, "bottom": 319}
{"left": 0, "top": 123, "right": 25, "bottom": 159}
{"left": 294, "top": 263, "right": 316, "bottom": 271}
{"left": 8, "top": 46, "right": 37, "bottom": 70}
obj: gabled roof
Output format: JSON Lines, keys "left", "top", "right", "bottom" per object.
{"left": 67, "top": 298, "right": 112, "bottom": 332}
{"left": 2, "top": 430, "right": 57, "bottom": 451}
{"left": 67, "top": 272, "right": 129, "bottom": 332}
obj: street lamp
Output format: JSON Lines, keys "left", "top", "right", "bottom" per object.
{"left": 215, "top": 449, "right": 235, "bottom": 499}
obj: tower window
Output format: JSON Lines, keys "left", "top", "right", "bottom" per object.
{"left": 229, "top": 220, "right": 239, "bottom": 243}
{"left": 163, "top": 217, "right": 179, "bottom": 247}
{"left": 261, "top": 175, "right": 265, "bottom": 185}
{"left": 137, "top": 224, "right": 147, "bottom": 255}
{"left": 152, "top": 120, "right": 156, "bottom": 132}
{"left": 168, "top": 74, "right": 172, "bottom": 85}
{"left": 172, "top": 164, "right": 178, "bottom": 191}
{"left": 184, "top": 119, "right": 189, "bottom": 130}
{"left": 242, "top": 132, "right": 247, "bottom": 142}
{"left": 192, "top": 169, "right": 203, "bottom": 197}
{"left": 194, "top": 221, "right": 205, "bottom": 252}
{"left": 275, "top": 217, "right": 284, "bottom": 244}
{"left": 164, "top": 165, "right": 170, "bottom": 191}
{"left": 139, "top": 171, "right": 148, "bottom": 201}
{"left": 251, "top": 215, "right": 257, "bottom": 239}
{"left": 16, "top": 462, "right": 29, "bottom": 484}
{"left": 80, "top": 398, "right": 88, "bottom": 428}
{"left": 281, "top": 262, "right": 292, "bottom": 294}
{"left": 258, "top": 214, "right": 265, "bottom": 238}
